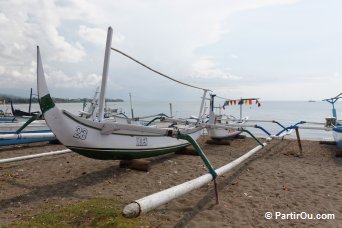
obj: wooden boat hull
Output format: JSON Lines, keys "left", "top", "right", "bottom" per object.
{"left": 37, "top": 47, "right": 203, "bottom": 160}
{"left": 68, "top": 143, "right": 191, "bottom": 160}
{"left": 41, "top": 105, "right": 202, "bottom": 160}
{"left": 11, "top": 102, "right": 41, "bottom": 117}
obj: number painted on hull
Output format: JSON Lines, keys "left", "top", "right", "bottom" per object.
{"left": 136, "top": 137, "right": 148, "bottom": 146}
{"left": 73, "top": 126, "right": 88, "bottom": 140}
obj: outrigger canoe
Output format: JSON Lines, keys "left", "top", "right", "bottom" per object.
{"left": 36, "top": 27, "right": 204, "bottom": 160}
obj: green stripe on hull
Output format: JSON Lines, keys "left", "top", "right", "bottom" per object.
{"left": 67, "top": 144, "right": 190, "bottom": 160}
{"left": 40, "top": 94, "right": 55, "bottom": 114}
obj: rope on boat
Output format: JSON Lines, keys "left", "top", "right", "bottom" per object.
{"left": 215, "top": 95, "right": 228, "bottom": 100}
{"left": 110, "top": 47, "right": 210, "bottom": 92}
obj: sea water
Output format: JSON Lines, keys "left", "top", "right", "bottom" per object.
{"left": 11, "top": 100, "right": 341, "bottom": 140}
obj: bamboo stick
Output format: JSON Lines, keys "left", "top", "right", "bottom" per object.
{"left": 0, "top": 132, "right": 55, "bottom": 140}
{"left": 123, "top": 143, "right": 267, "bottom": 218}
{"left": 0, "top": 149, "right": 71, "bottom": 164}
{"left": 295, "top": 128, "right": 303, "bottom": 155}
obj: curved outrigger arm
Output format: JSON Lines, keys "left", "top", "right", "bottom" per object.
{"left": 202, "top": 123, "right": 266, "bottom": 146}
{"left": 248, "top": 119, "right": 287, "bottom": 130}
{"left": 275, "top": 121, "right": 306, "bottom": 136}
{"left": 323, "top": 93, "right": 342, "bottom": 119}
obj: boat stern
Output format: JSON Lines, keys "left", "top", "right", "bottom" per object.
{"left": 333, "top": 127, "right": 342, "bottom": 148}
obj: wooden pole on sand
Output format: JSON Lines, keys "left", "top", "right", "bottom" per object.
{"left": 295, "top": 127, "right": 303, "bottom": 156}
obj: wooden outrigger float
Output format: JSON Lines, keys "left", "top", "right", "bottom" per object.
{"left": 0, "top": 127, "right": 55, "bottom": 146}
{"left": 123, "top": 142, "right": 267, "bottom": 218}
{"left": 0, "top": 149, "right": 71, "bottom": 164}
{"left": 0, "top": 114, "right": 55, "bottom": 146}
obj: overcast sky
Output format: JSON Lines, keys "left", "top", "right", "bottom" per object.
{"left": 0, "top": 0, "right": 341, "bottom": 101}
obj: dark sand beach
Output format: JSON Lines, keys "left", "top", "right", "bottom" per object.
{"left": 0, "top": 136, "right": 341, "bottom": 227}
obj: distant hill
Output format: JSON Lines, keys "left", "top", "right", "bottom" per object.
{"left": 0, "top": 94, "right": 124, "bottom": 104}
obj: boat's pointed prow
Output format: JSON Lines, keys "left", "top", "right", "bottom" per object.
{"left": 36, "top": 46, "right": 55, "bottom": 114}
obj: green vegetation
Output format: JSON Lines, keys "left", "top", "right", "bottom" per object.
{"left": 0, "top": 94, "right": 123, "bottom": 104}
{"left": 7, "top": 198, "right": 148, "bottom": 228}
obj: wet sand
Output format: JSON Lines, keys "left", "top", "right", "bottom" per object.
{"left": 0, "top": 136, "right": 341, "bottom": 227}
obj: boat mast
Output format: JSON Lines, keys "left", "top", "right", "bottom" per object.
{"left": 29, "top": 88, "right": 32, "bottom": 114}
{"left": 198, "top": 89, "right": 208, "bottom": 122}
{"left": 169, "top": 103, "right": 173, "bottom": 117}
{"left": 90, "top": 86, "right": 100, "bottom": 120}
{"left": 209, "top": 94, "right": 215, "bottom": 113}
{"left": 129, "top": 92, "right": 134, "bottom": 119}
{"left": 98, "top": 27, "right": 113, "bottom": 122}
{"left": 239, "top": 97, "right": 242, "bottom": 121}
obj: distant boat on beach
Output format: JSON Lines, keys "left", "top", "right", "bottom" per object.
{"left": 323, "top": 93, "right": 342, "bottom": 148}
{"left": 0, "top": 99, "right": 17, "bottom": 123}
{"left": 10, "top": 88, "right": 42, "bottom": 118}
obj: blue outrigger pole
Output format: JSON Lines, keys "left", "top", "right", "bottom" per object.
{"left": 323, "top": 93, "right": 342, "bottom": 121}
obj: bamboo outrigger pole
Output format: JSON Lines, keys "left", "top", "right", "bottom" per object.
{"left": 0, "top": 132, "right": 55, "bottom": 140}
{"left": 0, "top": 149, "right": 71, "bottom": 164}
{"left": 123, "top": 142, "right": 267, "bottom": 218}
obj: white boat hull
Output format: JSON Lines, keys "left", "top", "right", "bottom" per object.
{"left": 207, "top": 114, "right": 242, "bottom": 139}
{"left": 37, "top": 47, "right": 203, "bottom": 160}
{"left": 333, "top": 127, "right": 342, "bottom": 148}
{"left": 45, "top": 107, "right": 202, "bottom": 160}
{"left": 207, "top": 128, "right": 241, "bottom": 139}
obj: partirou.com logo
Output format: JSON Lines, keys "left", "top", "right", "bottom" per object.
{"left": 265, "top": 211, "right": 335, "bottom": 220}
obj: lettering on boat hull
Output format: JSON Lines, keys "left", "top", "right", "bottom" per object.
{"left": 73, "top": 126, "right": 88, "bottom": 140}
{"left": 136, "top": 137, "right": 148, "bottom": 146}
